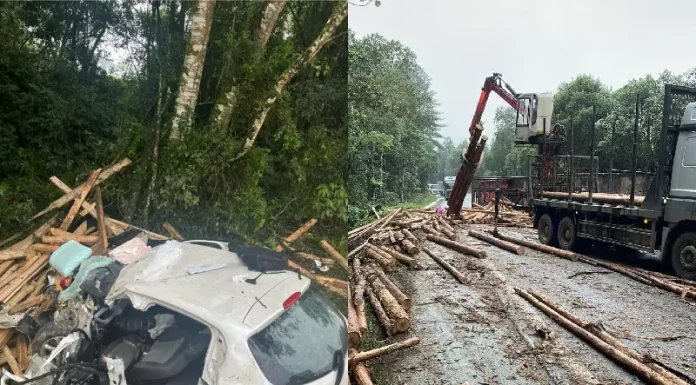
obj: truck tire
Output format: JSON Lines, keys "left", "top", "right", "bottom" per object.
{"left": 671, "top": 231, "right": 696, "bottom": 280}
{"left": 538, "top": 214, "right": 556, "bottom": 246}
{"left": 557, "top": 216, "right": 576, "bottom": 250}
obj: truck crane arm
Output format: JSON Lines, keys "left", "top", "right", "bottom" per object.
{"left": 468, "top": 73, "right": 522, "bottom": 135}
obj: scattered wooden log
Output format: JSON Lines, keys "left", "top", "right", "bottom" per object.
{"left": 320, "top": 240, "right": 349, "bottom": 271}
{"left": 542, "top": 191, "right": 645, "bottom": 206}
{"left": 426, "top": 234, "right": 486, "bottom": 259}
{"left": 352, "top": 362, "right": 375, "bottom": 385}
{"left": 377, "top": 245, "right": 419, "bottom": 269}
{"left": 162, "top": 222, "right": 185, "bottom": 241}
{"left": 491, "top": 231, "right": 578, "bottom": 261}
{"left": 31, "top": 158, "right": 131, "bottom": 221}
{"left": 468, "top": 230, "right": 524, "bottom": 255}
{"left": 366, "top": 286, "right": 394, "bottom": 336}
{"left": 422, "top": 247, "right": 469, "bottom": 284}
{"left": 59, "top": 169, "right": 102, "bottom": 231}
{"left": 347, "top": 291, "right": 362, "bottom": 346}
{"left": 352, "top": 258, "right": 366, "bottom": 307}
{"left": 365, "top": 248, "right": 395, "bottom": 271}
{"left": 348, "top": 240, "right": 369, "bottom": 259}
{"left": 375, "top": 269, "right": 411, "bottom": 310}
{"left": 515, "top": 288, "right": 674, "bottom": 385}
{"left": 400, "top": 238, "right": 420, "bottom": 255}
{"left": 370, "top": 278, "right": 411, "bottom": 333}
{"left": 294, "top": 252, "right": 334, "bottom": 266}
{"left": 31, "top": 244, "right": 59, "bottom": 254}
{"left": 3, "top": 344, "right": 22, "bottom": 378}
{"left": 348, "top": 336, "right": 421, "bottom": 366}
{"left": 401, "top": 229, "right": 416, "bottom": 240}
{"left": 16, "top": 334, "right": 30, "bottom": 371}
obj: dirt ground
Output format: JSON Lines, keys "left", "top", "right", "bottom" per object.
{"left": 363, "top": 224, "right": 696, "bottom": 385}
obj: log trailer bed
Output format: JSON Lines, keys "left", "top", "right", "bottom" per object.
{"left": 530, "top": 84, "right": 696, "bottom": 279}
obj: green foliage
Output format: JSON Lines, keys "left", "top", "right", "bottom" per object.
{"left": 0, "top": 1, "right": 347, "bottom": 245}
{"left": 348, "top": 32, "right": 441, "bottom": 220}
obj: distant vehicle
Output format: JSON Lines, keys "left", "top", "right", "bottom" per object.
{"left": 428, "top": 183, "right": 441, "bottom": 195}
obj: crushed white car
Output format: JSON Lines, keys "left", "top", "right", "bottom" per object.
{"left": 9, "top": 241, "right": 348, "bottom": 385}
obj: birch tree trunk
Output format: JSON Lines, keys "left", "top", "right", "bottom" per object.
{"left": 170, "top": 0, "right": 216, "bottom": 141}
{"left": 230, "top": 0, "right": 347, "bottom": 163}
{"left": 213, "top": 0, "right": 287, "bottom": 129}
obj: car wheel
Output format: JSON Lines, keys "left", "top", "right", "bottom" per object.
{"left": 671, "top": 231, "right": 696, "bottom": 280}
{"left": 537, "top": 214, "right": 555, "bottom": 246}
{"left": 557, "top": 216, "right": 576, "bottom": 250}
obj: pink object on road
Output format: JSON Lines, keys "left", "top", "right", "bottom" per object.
{"left": 435, "top": 204, "right": 446, "bottom": 215}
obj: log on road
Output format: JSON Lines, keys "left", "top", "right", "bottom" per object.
{"left": 347, "top": 291, "right": 361, "bottom": 346}
{"left": 377, "top": 245, "right": 419, "bottom": 269}
{"left": 348, "top": 336, "right": 421, "bottom": 366}
{"left": 352, "top": 362, "right": 375, "bottom": 385}
{"left": 365, "top": 248, "right": 395, "bottom": 271}
{"left": 426, "top": 234, "right": 486, "bottom": 259}
{"left": 515, "top": 288, "right": 674, "bottom": 385}
{"left": 468, "top": 230, "right": 524, "bottom": 255}
{"left": 400, "top": 238, "right": 420, "bottom": 255}
{"left": 422, "top": 247, "right": 469, "bottom": 284}
{"left": 491, "top": 231, "right": 578, "bottom": 261}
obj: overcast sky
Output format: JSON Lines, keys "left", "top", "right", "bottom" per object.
{"left": 350, "top": 0, "right": 696, "bottom": 145}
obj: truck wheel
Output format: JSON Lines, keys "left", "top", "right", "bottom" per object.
{"left": 557, "top": 216, "right": 576, "bottom": 250}
{"left": 672, "top": 232, "right": 696, "bottom": 280}
{"left": 538, "top": 214, "right": 555, "bottom": 246}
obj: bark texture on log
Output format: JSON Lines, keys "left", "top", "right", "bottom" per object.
{"left": 352, "top": 362, "right": 374, "bottom": 385}
{"left": 468, "top": 230, "right": 524, "bottom": 255}
{"left": 426, "top": 234, "right": 486, "bottom": 258}
{"left": 347, "top": 292, "right": 361, "bottom": 347}
{"left": 376, "top": 269, "right": 411, "bottom": 310}
{"left": 422, "top": 247, "right": 469, "bottom": 284}
{"left": 400, "top": 238, "right": 420, "bottom": 255}
{"left": 348, "top": 336, "right": 421, "bottom": 365}
{"left": 370, "top": 278, "right": 411, "bottom": 332}
{"left": 366, "top": 286, "right": 394, "bottom": 336}
{"left": 170, "top": 0, "right": 216, "bottom": 140}
{"left": 352, "top": 258, "right": 366, "bottom": 307}
{"left": 515, "top": 288, "right": 673, "bottom": 385}
{"left": 377, "top": 245, "right": 419, "bottom": 268}
{"left": 365, "top": 248, "right": 395, "bottom": 271}
{"left": 320, "top": 240, "right": 349, "bottom": 271}
{"left": 231, "top": 1, "right": 347, "bottom": 163}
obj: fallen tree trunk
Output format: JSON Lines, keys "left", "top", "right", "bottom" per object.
{"left": 375, "top": 269, "right": 411, "bottom": 310}
{"left": 422, "top": 247, "right": 469, "bottom": 284}
{"left": 366, "top": 286, "right": 394, "bottom": 336}
{"left": 515, "top": 288, "right": 674, "bottom": 385}
{"left": 468, "top": 230, "right": 524, "bottom": 255}
{"left": 491, "top": 231, "right": 578, "bottom": 261}
{"left": 370, "top": 277, "right": 411, "bottom": 332}
{"left": 352, "top": 258, "right": 366, "bottom": 307}
{"left": 426, "top": 234, "right": 486, "bottom": 258}
{"left": 348, "top": 336, "right": 421, "bottom": 366}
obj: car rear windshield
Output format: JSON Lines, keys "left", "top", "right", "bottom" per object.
{"left": 248, "top": 284, "right": 347, "bottom": 385}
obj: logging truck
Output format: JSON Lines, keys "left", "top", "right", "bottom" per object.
{"left": 530, "top": 84, "right": 696, "bottom": 279}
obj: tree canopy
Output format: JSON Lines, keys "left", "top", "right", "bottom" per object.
{"left": 348, "top": 32, "right": 441, "bottom": 225}
{"left": 0, "top": 1, "right": 348, "bottom": 248}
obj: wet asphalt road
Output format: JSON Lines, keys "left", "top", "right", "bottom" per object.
{"left": 364, "top": 225, "right": 696, "bottom": 385}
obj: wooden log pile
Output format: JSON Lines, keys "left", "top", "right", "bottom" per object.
{"left": 460, "top": 200, "right": 533, "bottom": 227}
{"left": 0, "top": 159, "right": 179, "bottom": 377}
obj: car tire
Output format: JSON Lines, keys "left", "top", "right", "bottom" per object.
{"left": 671, "top": 231, "right": 696, "bottom": 280}
{"left": 537, "top": 214, "right": 555, "bottom": 246}
{"left": 32, "top": 321, "right": 75, "bottom": 358}
{"left": 557, "top": 216, "right": 576, "bottom": 250}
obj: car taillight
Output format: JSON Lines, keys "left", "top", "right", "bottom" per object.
{"left": 283, "top": 292, "right": 302, "bottom": 309}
